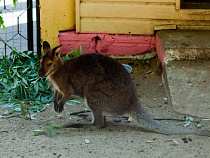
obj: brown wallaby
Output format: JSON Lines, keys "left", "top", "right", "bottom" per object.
{"left": 38, "top": 41, "right": 210, "bottom": 136}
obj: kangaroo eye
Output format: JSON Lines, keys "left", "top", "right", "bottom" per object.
{"left": 47, "top": 63, "right": 52, "bottom": 67}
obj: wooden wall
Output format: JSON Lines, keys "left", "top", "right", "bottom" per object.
{"left": 40, "top": 0, "right": 75, "bottom": 48}
{"left": 76, "top": 0, "right": 210, "bottom": 34}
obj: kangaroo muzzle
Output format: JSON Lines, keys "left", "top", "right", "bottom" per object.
{"left": 38, "top": 69, "right": 45, "bottom": 78}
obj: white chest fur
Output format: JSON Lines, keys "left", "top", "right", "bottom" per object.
{"left": 48, "top": 76, "right": 60, "bottom": 93}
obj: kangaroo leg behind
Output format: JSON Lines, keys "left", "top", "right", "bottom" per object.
{"left": 63, "top": 93, "right": 107, "bottom": 129}
{"left": 55, "top": 87, "right": 74, "bottom": 113}
{"left": 54, "top": 90, "right": 61, "bottom": 112}
{"left": 84, "top": 98, "right": 106, "bottom": 128}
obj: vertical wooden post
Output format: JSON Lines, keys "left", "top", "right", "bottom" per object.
{"left": 36, "top": 0, "right": 41, "bottom": 56}
{"left": 76, "top": 0, "right": 81, "bottom": 33}
{"left": 27, "top": 0, "right": 33, "bottom": 51}
{"left": 176, "top": 0, "right": 181, "bottom": 9}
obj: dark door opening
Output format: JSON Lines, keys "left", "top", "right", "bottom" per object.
{"left": 181, "top": 0, "right": 210, "bottom": 9}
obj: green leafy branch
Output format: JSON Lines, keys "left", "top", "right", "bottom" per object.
{"left": 179, "top": 116, "right": 205, "bottom": 128}
{"left": 0, "top": 50, "right": 53, "bottom": 119}
{"left": 0, "top": 50, "right": 53, "bottom": 107}
{"left": 32, "top": 124, "right": 61, "bottom": 137}
{"left": 62, "top": 45, "right": 83, "bottom": 60}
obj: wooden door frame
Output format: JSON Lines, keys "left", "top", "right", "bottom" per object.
{"left": 176, "top": 0, "right": 181, "bottom": 9}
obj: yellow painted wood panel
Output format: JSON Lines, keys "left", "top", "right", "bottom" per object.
{"left": 177, "top": 26, "right": 210, "bottom": 30}
{"left": 76, "top": 0, "right": 210, "bottom": 34}
{"left": 80, "top": 3, "right": 210, "bottom": 20}
{"left": 40, "top": 0, "right": 75, "bottom": 48}
{"left": 80, "top": 18, "right": 210, "bottom": 34}
{"left": 154, "top": 24, "right": 177, "bottom": 30}
{"left": 81, "top": 18, "right": 155, "bottom": 34}
{"left": 175, "top": 0, "right": 180, "bottom": 9}
{"left": 76, "top": 0, "right": 81, "bottom": 32}
{"left": 81, "top": 0, "right": 175, "bottom": 3}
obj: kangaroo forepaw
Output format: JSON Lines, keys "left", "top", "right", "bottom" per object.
{"left": 54, "top": 103, "right": 63, "bottom": 113}
{"left": 54, "top": 103, "right": 58, "bottom": 112}
{"left": 54, "top": 103, "right": 64, "bottom": 113}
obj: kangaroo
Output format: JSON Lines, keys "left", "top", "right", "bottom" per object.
{"left": 38, "top": 41, "right": 210, "bottom": 136}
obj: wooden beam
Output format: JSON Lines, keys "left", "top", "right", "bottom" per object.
{"left": 81, "top": 0, "right": 175, "bottom": 2}
{"left": 154, "top": 24, "right": 177, "bottom": 31}
{"left": 76, "top": 0, "right": 81, "bottom": 32}
{"left": 80, "top": 3, "right": 210, "bottom": 20}
{"left": 175, "top": 0, "right": 180, "bottom": 9}
{"left": 177, "top": 25, "right": 210, "bottom": 30}
{"left": 80, "top": 18, "right": 210, "bottom": 34}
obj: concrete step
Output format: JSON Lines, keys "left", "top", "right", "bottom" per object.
{"left": 156, "top": 30, "right": 210, "bottom": 118}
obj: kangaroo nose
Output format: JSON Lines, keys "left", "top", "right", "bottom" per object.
{"left": 38, "top": 70, "right": 44, "bottom": 77}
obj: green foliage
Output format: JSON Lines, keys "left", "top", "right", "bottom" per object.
{"left": 13, "top": 0, "right": 18, "bottom": 7}
{"left": 179, "top": 116, "right": 194, "bottom": 127}
{"left": 62, "top": 45, "right": 83, "bottom": 60}
{"left": 179, "top": 116, "right": 205, "bottom": 128}
{"left": 0, "top": 50, "right": 52, "bottom": 117}
{"left": 0, "top": 50, "right": 53, "bottom": 104}
{"left": 0, "top": 12, "right": 5, "bottom": 31}
{"left": 146, "top": 104, "right": 154, "bottom": 108}
{"left": 32, "top": 124, "right": 61, "bottom": 136}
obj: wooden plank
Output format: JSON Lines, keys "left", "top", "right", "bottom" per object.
{"left": 76, "top": 0, "right": 81, "bottom": 32}
{"left": 175, "top": 0, "right": 180, "bottom": 9}
{"left": 177, "top": 25, "right": 210, "bottom": 30}
{"left": 80, "top": 3, "right": 210, "bottom": 20}
{"left": 81, "top": 0, "right": 175, "bottom": 3}
{"left": 80, "top": 18, "right": 155, "bottom": 34}
{"left": 154, "top": 24, "right": 177, "bottom": 30}
{"left": 80, "top": 18, "right": 210, "bottom": 34}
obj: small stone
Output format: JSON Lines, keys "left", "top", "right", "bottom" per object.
{"left": 163, "top": 98, "right": 168, "bottom": 101}
{"left": 85, "top": 138, "right": 90, "bottom": 144}
{"left": 128, "top": 117, "right": 133, "bottom": 122}
{"left": 57, "top": 114, "right": 63, "bottom": 119}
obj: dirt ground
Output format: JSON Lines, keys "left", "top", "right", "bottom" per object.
{"left": 0, "top": 57, "right": 210, "bottom": 158}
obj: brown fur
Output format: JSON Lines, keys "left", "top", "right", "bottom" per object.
{"left": 39, "top": 41, "right": 210, "bottom": 136}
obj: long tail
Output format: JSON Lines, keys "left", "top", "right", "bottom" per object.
{"left": 131, "top": 106, "right": 210, "bottom": 136}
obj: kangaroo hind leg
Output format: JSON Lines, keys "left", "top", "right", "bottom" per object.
{"left": 84, "top": 98, "right": 106, "bottom": 128}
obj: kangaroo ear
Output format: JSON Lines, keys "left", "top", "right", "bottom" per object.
{"left": 53, "top": 45, "right": 62, "bottom": 58}
{"left": 43, "top": 41, "right": 51, "bottom": 55}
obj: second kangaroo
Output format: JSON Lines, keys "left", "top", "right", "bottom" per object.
{"left": 38, "top": 41, "right": 210, "bottom": 136}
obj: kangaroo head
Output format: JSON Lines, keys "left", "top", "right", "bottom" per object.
{"left": 38, "top": 41, "right": 63, "bottom": 78}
